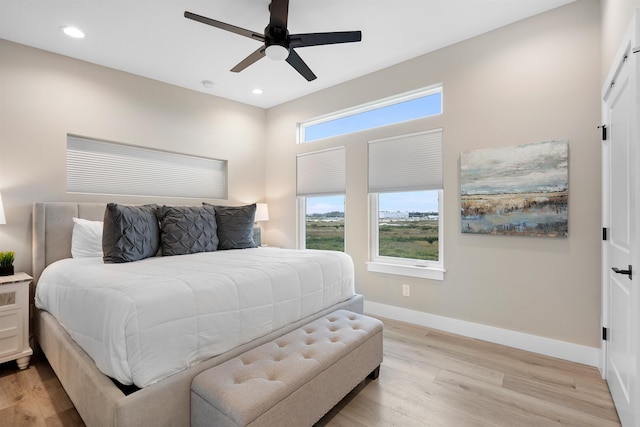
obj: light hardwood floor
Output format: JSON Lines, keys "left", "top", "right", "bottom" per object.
{"left": 0, "top": 317, "right": 620, "bottom": 427}
{"left": 0, "top": 353, "right": 83, "bottom": 427}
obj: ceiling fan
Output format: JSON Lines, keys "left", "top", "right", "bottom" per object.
{"left": 184, "top": 0, "right": 362, "bottom": 81}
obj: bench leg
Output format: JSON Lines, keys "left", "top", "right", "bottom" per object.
{"left": 367, "top": 365, "right": 380, "bottom": 380}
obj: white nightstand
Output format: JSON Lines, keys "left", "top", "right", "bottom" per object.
{"left": 0, "top": 272, "right": 33, "bottom": 369}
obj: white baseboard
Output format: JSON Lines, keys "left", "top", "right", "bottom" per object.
{"left": 364, "top": 301, "right": 601, "bottom": 368}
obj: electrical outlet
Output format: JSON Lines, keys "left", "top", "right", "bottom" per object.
{"left": 402, "top": 284, "right": 410, "bottom": 297}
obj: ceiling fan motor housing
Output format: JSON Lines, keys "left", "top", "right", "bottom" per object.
{"left": 264, "top": 25, "right": 290, "bottom": 60}
{"left": 266, "top": 25, "right": 289, "bottom": 48}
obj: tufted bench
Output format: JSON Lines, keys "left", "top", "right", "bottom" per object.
{"left": 191, "top": 310, "right": 383, "bottom": 427}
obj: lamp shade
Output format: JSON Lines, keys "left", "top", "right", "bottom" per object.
{"left": 255, "top": 203, "right": 269, "bottom": 222}
{"left": 0, "top": 193, "right": 5, "bottom": 225}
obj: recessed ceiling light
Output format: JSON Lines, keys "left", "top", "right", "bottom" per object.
{"left": 252, "top": 89, "right": 263, "bottom": 95}
{"left": 61, "top": 26, "right": 85, "bottom": 39}
{"left": 201, "top": 80, "right": 215, "bottom": 89}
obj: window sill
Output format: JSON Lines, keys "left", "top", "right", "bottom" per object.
{"left": 366, "top": 261, "right": 445, "bottom": 280}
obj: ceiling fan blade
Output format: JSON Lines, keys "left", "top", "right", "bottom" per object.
{"left": 289, "top": 31, "right": 362, "bottom": 48}
{"left": 269, "top": 0, "right": 289, "bottom": 29}
{"left": 184, "top": 11, "right": 265, "bottom": 42}
{"left": 230, "top": 46, "right": 266, "bottom": 72}
{"left": 286, "top": 49, "right": 317, "bottom": 81}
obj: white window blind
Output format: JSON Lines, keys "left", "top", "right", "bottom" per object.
{"left": 67, "top": 135, "right": 227, "bottom": 199}
{"left": 368, "top": 129, "right": 443, "bottom": 193}
{"left": 296, "top": 146, "right": 346, "bottom": 196}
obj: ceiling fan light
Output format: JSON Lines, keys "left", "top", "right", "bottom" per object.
{"left": 265, "top": 44, "right": 289, "bottom": 61}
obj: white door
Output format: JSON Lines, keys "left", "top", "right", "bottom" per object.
{"left": 602, "top": 12, "right": 639, "bottom": 427}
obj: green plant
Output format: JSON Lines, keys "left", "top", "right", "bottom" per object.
{"left": 0, "top": 251, "right": 15, "bottom": 267}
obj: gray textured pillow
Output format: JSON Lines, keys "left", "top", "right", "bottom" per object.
{"left": 158, "top": 205, "right": 219, "bottom": 256}
{"left": 102, "top": 203, "right": 160, "bottom": 263}
{"left": 206, "top": 203, "right": 257, "bottom": 250}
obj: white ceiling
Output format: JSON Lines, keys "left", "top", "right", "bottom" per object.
{"left": 0, "top": 1, "right": 575, "bottom": 109}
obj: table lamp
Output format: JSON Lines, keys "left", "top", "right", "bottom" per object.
{"left": 254, "top": 203, "right": 269, "bottom": 247}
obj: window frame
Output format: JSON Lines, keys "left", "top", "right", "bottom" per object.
{"left": 297, "top": 197, "right": 307, "bottom": 250}
{"left": 367, "top": 190, "right": 445, "bottom": 280}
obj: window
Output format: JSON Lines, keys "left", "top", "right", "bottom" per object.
{"left": 296, "top": 147, "right": 346, "bottom": 250}
{"left": 367, "top": 129, "right": 444, "bottom": 280}
{"left": 296, "top": 85, "right": 444, "bottom": 274}
{"left": 67, "top": 135, "right": 227, "bottom": 199}
{"left": 298, "top": 85, "right": 442, "bottom": 143}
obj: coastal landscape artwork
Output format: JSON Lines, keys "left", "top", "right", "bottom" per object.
{"left": 460, "top": 140, "right": 568, "bottom": 237}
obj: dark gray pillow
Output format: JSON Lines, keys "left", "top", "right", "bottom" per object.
{"left": 158, "top": 205, "right": 219, "bottom": 256}
{"left": 205, "top": 204, "right": 257, "bottom": 250}
{"left": 102, "top": 203, "right": 160, "bottom": 263}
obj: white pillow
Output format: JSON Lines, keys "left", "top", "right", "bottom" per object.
{"left": 71, "top": 217, "right": 104, "bottom": 258}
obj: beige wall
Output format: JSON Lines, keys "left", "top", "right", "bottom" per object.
{"left": 0, "top": 40, "right": 267, "bottom": 274}
{"left": 265, "top": 0, "right": 602, "bottom": 347}
{"left": 601, "top": 0, "right": 640, "bottom": 83}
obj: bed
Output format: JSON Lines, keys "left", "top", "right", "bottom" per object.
{"left": 32, "top": 202, "right": 363, "bottom": 427}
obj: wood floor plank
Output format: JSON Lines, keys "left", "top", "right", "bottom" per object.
{"left": 0, "top": 317, "right": 621, "bottom": 427}
{"left": 502, "top": 372, "right": 620, "bottom": 422}
{"left": 440, "top": 368, "right": 620, "bottom": 427}
{"left": 32, "top": 377, "right": 74, "bottom": 420}
{"left": 0, "top": 395, "right": 46, "bottom": 427}
{"left": 0, "top": 363, "right": 32, "bottom": 412}
{"left": 384, "top": 337, "right": 505, "bottom": 386}
{"left": 355, "top": 369, "right": 489, "bottom": 427}
{"left": 419, "top": 328, "right": 580, "bottom": 389}
{"left": 575, "top": 373, "right": 620, "bottom": 404}
{"left": 429, "top": 371, "right": 554, "bottom": 426}
{"left": 320, "top": 389, "right": 431, "bottom": 427}
{"left": 44, "top": 407, "right": 84, "bottom": 427}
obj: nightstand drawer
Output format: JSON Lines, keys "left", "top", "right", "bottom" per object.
{"left": 0, "top": 291, "right": 16, "bottom": 309}
{"left": 0, "top": 310, "right": 19, "bottom": 356}
{"left": 0, "top": 309, "right": 19, "bottom": 331}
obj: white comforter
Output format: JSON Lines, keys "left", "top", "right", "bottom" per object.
{"left": 35, "top": 248, "right": 355, "bottom": 387}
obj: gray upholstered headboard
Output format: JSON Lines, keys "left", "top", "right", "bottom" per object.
{"left": 32, "top": 202, "right": 106, "bottom": 283}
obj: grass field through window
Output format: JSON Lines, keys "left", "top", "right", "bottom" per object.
{"left": 305, "top": 217, "right": 439, "bottom": 260}
{"left": 305, "top": 218, "right": 345, "bottom": 251}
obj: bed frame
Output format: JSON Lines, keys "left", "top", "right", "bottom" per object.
{"left": 32, "top": 202, "right": 364, "bottom": 427}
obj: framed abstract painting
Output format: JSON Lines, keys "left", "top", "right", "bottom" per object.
{"left": 460, "top": 140, "right": 568, "bottom": 237}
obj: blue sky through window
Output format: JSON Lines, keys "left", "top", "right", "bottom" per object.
{"left": 303, "top": 92, "right": 442, "bottom": 142}
{"left": 379, "top": 190, "right": 438, "bottom": 213}
{"left": 306, "top": 191, "right": 438, "bottom": 215}
{"left": 307, "top": 195, "right": 344, "bottom": 215}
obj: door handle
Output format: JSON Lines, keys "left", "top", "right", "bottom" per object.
{"left": 612, "top": 265, "right": 632, "bottom": 280}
